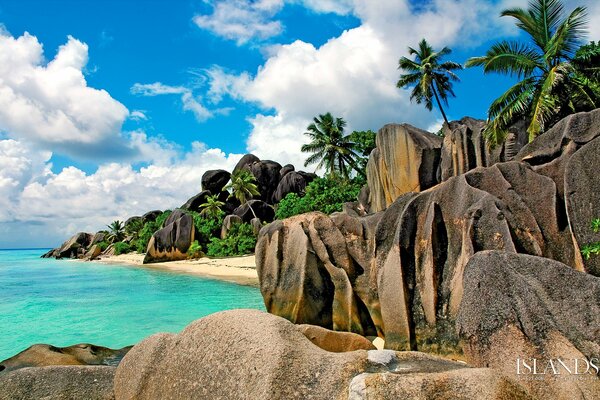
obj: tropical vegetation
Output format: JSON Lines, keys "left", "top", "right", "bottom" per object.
{"left": 301, "top": 113, "right": 364, "bottom": 179}
{"left": 106, "top": 220, "right": 125, "bottom": 243}
{"left": 581, "top": 218, "right": 600, "bottom": 260}
{"left": 207, "top": 222, "right": 257, "bottom": 257}
{"left": 225, "top": 169, "right": 260, "bottom": 218}
{"left": 397, "top": 38, "right": 463, "bottom": 125}
{"left": 200, "top": 195, "right": 225, "bottom": 219}
{"left": 466, "top": 0, "right": 599, "bottom": 145}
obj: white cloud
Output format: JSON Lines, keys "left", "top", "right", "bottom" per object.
{"left": 131, "top": 82, "right": 231, "bottom": 122}
{"left": 193, "top": 0, "right": 284, "bottom": 45}
{"left": 0, "top": 31, "right": 132, "bottom": 159}
{"left": 129, "top": 110, "right": 148, "bottom": 121}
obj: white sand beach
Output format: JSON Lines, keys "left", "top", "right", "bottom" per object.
{"left": 93, "top": 253, "right": 259, "bottom": 286}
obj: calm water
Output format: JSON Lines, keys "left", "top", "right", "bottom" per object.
{"left": 0, "top": 249, "right": 265, "bottom": 361}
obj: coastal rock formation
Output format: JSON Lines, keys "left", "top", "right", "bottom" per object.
{"left": 142, "top": 210, "right": 162, "bottom": 224}
{"left": 457, "top": 251, "right": 600, "bottom": 400}
{"left": 233, "top": 200, "right": 275, "bottom": 223}
{"left": 280, "top": 163, "right": 295, "bottom": 178}
{"left": 366, "top": 124, "right": 442, "bottom": 212}
{"left": 272, "top": 170, "right": 316, "bottom": 203}
{"left": 0, "top": 343, "right": 131, "bottom": 373}
{"left": 220, "top": 214, "right": 242, "bottom": 239}
{"left": 296, "top": 324, "right": 376, "bottom": 352}
{"left": 233, "top": 153, "right": 260, "bottom": 173}
{"left": 50, "top": 232, "right": 94, "bottom": 259}
{"left": 201, "top": 169, "right": 230, "bottom": 193}
{"left": 0, "top": 366, "right": 116, "bottom": 400}
{"left": 247, "top": 160, "right": 282, "bottom": 203}
{"left": 114, "top": 310, "right": 529, "bottom": 400}
{"left": 180, "top": 190, "right": 212, "bottom": 213}
{"left": 144, "top": 211, "right": 196, "bottom": 264}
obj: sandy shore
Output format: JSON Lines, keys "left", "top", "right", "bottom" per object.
{"left": 93, "top": 253, "right": 259, "bottom": 286}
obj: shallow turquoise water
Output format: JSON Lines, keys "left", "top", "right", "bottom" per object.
{"left": 0, "top": 249, "right": 265, "bottom": 361}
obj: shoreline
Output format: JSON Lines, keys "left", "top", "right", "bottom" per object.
{"left": 91, "top": 253, "right": 260, "bottom": 287}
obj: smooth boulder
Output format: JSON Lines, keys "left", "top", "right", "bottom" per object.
{"left": 272, "top": 171, "right": 316, "bottom": 203}
{"left": 233, "top": 200, "right": 274, "bottom": 223}
{"left": 144, "top": 211, "right": 196, "bottom": 263}
{"left": 180, "top": 190, "right": 211, "bottom": 213}
{"left": 201, "top": 169, "right": 230, "bottom": 194}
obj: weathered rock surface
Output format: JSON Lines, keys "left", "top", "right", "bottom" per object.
{"left": 272, "top": 170, "right": 316, "bottom": 203}
{"left": 247, "top": 159, "right": 282, "bottom": 203}
{"left": 233, "top": 200, "right": 275, "bottom": 223}
{"left": 201, "top": 169, "right": 230, "bottom": 194}
{"left": 142, "top": 210, "right": 162, "bottom": 224}
{"left": 366, "top": 124, "right": 442, "bottom": 213}
{"left": 565, "top": 136, "right": 600, "bottom": 276}
{"left": 180, "top": 190, "right": 212, "bottom": 212}
{"left": 280, "top": 163, "right": 295, "bottom": 178}
{"left": 144, "top": 211, "right": 196, "bottom": 264}
{"left": 250, "top": 217, "right": 262, "bottom": 236}
{"left": 0, "top": 343, "right": 131, "bottom": 373}
{"left": 457, "top": 251, "right": 600, "bottom": 400}
{"left": 233, "top": 153, "right": 260, "bottom": 173}
{"left": 296, "top": 324, "right": 376, "bottom": 352}
{"left": 220, "top": 214, "right": 242, "bottom": 239}
{"left": 56, "top": 232, "right": 94, "bottom": 259}
{"left": 0, "top": 366, "right": 116, "bottom": 400}
{"left": 85, "top": 244, "right": 102, "bottom": 260}
{"left": 124, "top": 216, "right": 142, "bottom": 230}
{"left": 114, "top": 310, "right": 529, "bottom": 400}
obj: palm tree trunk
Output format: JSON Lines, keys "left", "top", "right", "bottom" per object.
{"left": 432, "top": 82, "right": 449, "bottom": 126}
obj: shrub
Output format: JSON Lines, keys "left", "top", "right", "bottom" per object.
{"left": 96, "top": 241, "right": 109, "bottom": 251}
{"left": 187, "top": 240, "right": 204, "bottom": 259}
{"left": 275, "top": 176, "right": 363, "bottom": 219}
{"left": 136, "top": 210, "right": 172, "bottom": 253}
{"left": 206, "top": 223, "right": 257, "bottom": 257}
{"left": 581, "top": 218, "right": 600, "bottom": 260}
{"left": 114, "top": 241, "right": 132, "bottom": 255}
{"left": 189, "top": 210, "right": 224, "bottom": 250}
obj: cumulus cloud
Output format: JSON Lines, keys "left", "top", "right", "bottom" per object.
{"left": 131, "top": 82, "right": 232, "bottom": 122}
{"left": 193, "top": 0, "right": 284, "bottom": 45}
{"left": 0, "top": 31, "right": 134, "bottom": 160}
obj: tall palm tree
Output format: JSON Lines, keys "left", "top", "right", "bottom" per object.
{"left": 301, "top": 113, "right": 363, "bottom": 179}
{"left": 397, "top": 39, "right": 463, "bottom": 126}
{"left": 200, "top": 194, "right": 225, "bottom": 219}
{"left": 106, "top": 220, "right": 125, "bottom": 243}
{"left": 466, "top": 0, "right": 594, "bottom": 145}
{"left": 225, "top": 169, "right": 260, "bottom": 218}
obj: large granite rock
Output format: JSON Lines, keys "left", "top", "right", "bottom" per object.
{"left": 457, "top": 251, "right": 600, "bottom": 400}
{"left": 144, "top": 211, "right": 196, "bottom": 264}
{"left": 114, "top": 310, "right": 529, "bottom": 400}
{"left": 180, "top": 190, "right": 211, "bottom": 213}
{"left": 272, "top": 171, "right": 316, "bottom": 203}
{"left": 0, "top": 366, "right": 116, "bottom": 400}
{"left": 233, "top": 200, "right": 275, "bottom": 223}
{"left": 279, "top": 163, "right": 295, "bottom": 178}
{"left": 565, "top": 136, "right": 600, "bottom": 276}
{"left": 248, "top": 160, "right": 282, "bottom": 203}
{"left": 366, "top": 124, "right": 442, "bottom": 212}
{"left": 55, "top": 232, "right": 94, "bottom": 259}
{"left": 141, "top": 210, "right": 162, "bottom": 224}
{"left": 0, "top": 343, "right": 131, "bottom": 373}
{"left": 220, "top": 214, "right": 242, "bottom": 239}
{"left": 201, "top": 169, "right": 230, "bottom": 194}
{"left": 296, "top": 324, "right": 376, "bottom": 352}
{"left": 233, "top": 153, "right": 260, "bottom": 173}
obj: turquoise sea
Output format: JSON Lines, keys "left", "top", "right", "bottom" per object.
{"left": 0, "top": 249, "right": 265, "bottom": 361}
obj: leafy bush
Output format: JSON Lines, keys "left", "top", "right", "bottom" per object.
{"left": 114, "top": 241, "right": 132, "bottom": 255}
{"left": 275, "top": 176, "right": 363, "bottom": 219}
{"left": 189, "top": 210, "right": 224, "bottom": 248}
{"left": 136, "top": 210, "right": 172, "bottom": 253}
{"left": 206, "top": 223, "right": 257, "bottom": 257}
{"left": 581, "top": 218, "right": 600, "bottom": 260}
{"left": 96, "top": 241, "right": 109, "bottom": 251}
{"left": 187, "top": 240, "right": 204, "bottom": 259}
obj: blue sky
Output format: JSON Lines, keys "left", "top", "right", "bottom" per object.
{"left": 0, "top": 0, "right": 598, "bottom": 247}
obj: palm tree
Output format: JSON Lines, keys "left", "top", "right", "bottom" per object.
{"left": 466, "top": 0, "right": 595, "bottom": 145}
{"left": 200, "top": 194, "right": 225, "bottom": 219}
{"left": 397, "top": 39, "right": 463, "bottom": 126}
{"left": 301, "top": 113, "right": 363, "bottom": 179}
{"left": 106, "top": 220, "right": 125, "bottom": 243}
{"left": 125, "top": 218, "right": 144, "bottom": 241}
{"left": 225, "top": 169, "right": 260, "bottom": 218}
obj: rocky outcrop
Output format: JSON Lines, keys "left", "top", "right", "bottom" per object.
{"left": 142, "top": 210, "right": 162, "bottom": 223}
{"left": 143, "top": 210, "right": 196, "bottom": 264}
{"left": 247, "top": 160, "right": 282, "bottom": 203}
{"left": 180, "top": 190, "right": 211, "bottom": 213}
{"left": 0, "top": 343, "right": 131, "bottom": 373}
{"left": 272, "top": 170, "right": 316, "bottom": 203}
{"left": 220, "top": 214, "right": 242, "bottom": 239}
{"left": 366, "top": 124, "right": 442, "bottom": 213}
{"left": 280, "top": 163, "right": 295, "bottom": 178}
{"left": 233, "top": 200, "right": 275, "bottom": 223}
{"left": 233, "top": 153, "right": 260, "bottom": 173}
{"left": 296, "top": 324, "right": 376, "bottom": 352}
{"left": 50, "top": 232, "right": 94, "bottom": 259}
{"left": 0, "top": 366, "right": 116, "bottom": 400}
{"left": 457, "top": 251, "right": 600, "bottom": 400}
{"left": 201, "top": 169, "right": 230, "bottom": 194}
{"left": 114, "top": 310, "right": 529, "bottom": 400}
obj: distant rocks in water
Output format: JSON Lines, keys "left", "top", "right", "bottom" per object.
{"left": 41, "top": 232, "right": 94, "bottom": 259}
{"left": 114, "top": 310, "right": 529, "bottom": 399}
{"left": 0, "top": 343, "right": 131, "bottom": 373}
{"left": 144, "top": 210, "right": 195, "bottom": 264}
{"left": 366, "top": 123, "right": 442, "bottom": 213}
{"left": 0, "top": 365, "right": 117, "bottom": 400}
{"left": 233, "top": 199, "right": 275, "bottom": 223}
{"left": 201, "top": 169, "right": 231, "bottom": 194}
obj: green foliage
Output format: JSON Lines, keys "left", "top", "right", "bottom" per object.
{"left": 466, "top": 0, "right": 598, "bottom": 145}
{"left": 275, "top": 176, "right": 363, "bottom": 219}
{"left": 114, "top": 241, "right": 132, "bottom": 255}
{"left": 187, "top": 240, "right": 204, "bottom": 259}
{"left": 581, "top": 218, "right": 600, "bottom": 260}
{"left": 135, "top": 210, "right": 172, "bottom": 253}
{"left": 397, "top": 39, "right": 462, "bottom": 125}
{"left": 225, "top": 169, "right": 260, "bottom": 206}
{"left": 301, "top": 113, "right": 364, "bottom": 179}
{"left": 189, "top": 210, "right": 225, "bottom": 251}
{"left": 106, "top": 220, "right": 125, "bottom": 243}
{"left": 348, "top": 130, "right": 377, "bottom": 175}
{"left": 125, "top": 218, "right": 144, "bottom": 240}
{"left": 200, "top": 195, "right": 225, "bottom": 219}
{"left": 96, "top": 241, "right": 109, "bottom": 251}
{"left": 206, "top": 222, "right": 257, "bottom": 257}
